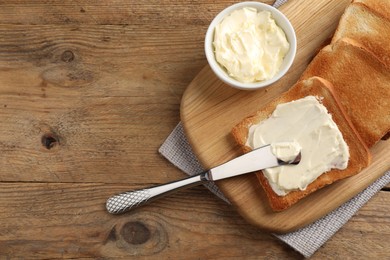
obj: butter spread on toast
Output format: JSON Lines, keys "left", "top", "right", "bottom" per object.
{"left": 246, "top": 96, "right": 349, "bottom": 196}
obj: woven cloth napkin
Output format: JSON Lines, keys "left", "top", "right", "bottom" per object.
{"left": 159, "top": 122, "right": 390, "bottom": 257}
{"left": 158, "top": 1, "right": 390, "bottom": 257}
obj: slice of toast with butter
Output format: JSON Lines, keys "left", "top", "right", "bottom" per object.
{"left": 231, "top": 77, "right": 371, "bottom": 211}
{"left": 300, "top": 38, "right": 390, "bottom": 148}
{"left": 332, "top": 2, "right": 390, "bottom": 67}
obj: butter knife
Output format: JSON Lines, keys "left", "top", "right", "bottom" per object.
{"left": 106, "top": 144, "right": 300, "bottom": 214}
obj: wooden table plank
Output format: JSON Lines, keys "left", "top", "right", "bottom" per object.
{"left": 0, "top": 0, "right": 388, "bottom": 258}
{"left": 0, "top": 22, "right": 206, "bottom": 183}
{"left": 0, "top": 182, "right": 388, "bottom": 259}
{"left": 0, "top": 0, "right": 274, "bottom": 25}
{"left": 312, "top": 191, "right": 390, "bottom": 259}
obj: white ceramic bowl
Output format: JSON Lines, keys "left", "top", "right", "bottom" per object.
{"left": 205, "top": 2, "right": 297, "bottom": 90}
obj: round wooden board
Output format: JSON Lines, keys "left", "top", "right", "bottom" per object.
{"left": 180, "top": 0, "right": 390, "bottom": 233}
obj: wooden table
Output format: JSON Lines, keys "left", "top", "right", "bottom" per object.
{"left": 0, "top": 1, "right": 389, "bottom": 259}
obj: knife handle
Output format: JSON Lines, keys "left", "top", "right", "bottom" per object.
{"left": 106, "top": 171, "right": 210, "bottom": 214}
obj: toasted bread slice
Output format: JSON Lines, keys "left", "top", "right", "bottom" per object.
{"left": 332, "top": 3, "right": 390, "bottom": 67}
{"left": 353, "top": 0, "right": 390, "bottom": 21}
{"left": 231, "top": 77, "right": 371, "bottom": 211}
{"left": 300, "top": 38, "right": 390, "bottom": 147}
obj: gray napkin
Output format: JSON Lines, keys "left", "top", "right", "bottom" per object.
{"left": 159, "top": 122, "right": 390, "bottom": 257}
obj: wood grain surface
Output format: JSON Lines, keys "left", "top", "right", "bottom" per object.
{"left": 180, "top": 0, "right": 390, "bottom": 233}
{"left": 0, "top": 0, "right": 389, "bottom": 259}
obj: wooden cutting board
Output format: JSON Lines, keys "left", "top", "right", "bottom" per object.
{"left": 180, "top": 0, "right": 390, "bottom": 233}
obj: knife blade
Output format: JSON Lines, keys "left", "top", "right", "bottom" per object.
{"left": 106, "top": 144, "right": 301, "bottom": 214}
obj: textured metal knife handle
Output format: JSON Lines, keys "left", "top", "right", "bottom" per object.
{"left": 106, "top": 189, "right": 153, "bottom": 214}
{"left": 106, "top": 171, "right": 210, "bottom": 214}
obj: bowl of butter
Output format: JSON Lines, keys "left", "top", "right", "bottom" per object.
{"left": 205, "top": 2, "right": 296, "bottom": 90}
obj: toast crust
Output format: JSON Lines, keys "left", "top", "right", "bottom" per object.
{"left": 231, "top": 77, "right": 371, "bottom": 211}
{"left": 332, "top": 3, "right": 390, "bottom": 67}
{"left": 353, "top": 0, "right": 390, "bottom": 21}
{"left": 300, "top": 38, "right": 390, "bottom": 148}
